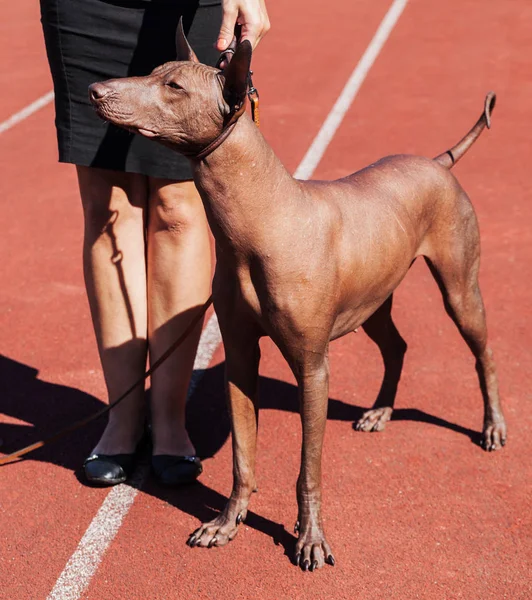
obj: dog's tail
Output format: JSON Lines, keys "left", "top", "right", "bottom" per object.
{"left": 433, "top": 92, "right": 496, "bottom": 169}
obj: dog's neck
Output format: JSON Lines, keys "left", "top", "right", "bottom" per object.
{"left": 192, "top": 114, "right": 300, "bottom": 256}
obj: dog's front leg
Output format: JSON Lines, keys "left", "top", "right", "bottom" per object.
{"left": 188, "top": 329, "right": 260, "bottom": 549}
{"left": 293, "top": 352, "right": 335, "bottom": 571}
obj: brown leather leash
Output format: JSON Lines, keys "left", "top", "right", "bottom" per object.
{"left": 0, "top": 44, "right": 261, "bottom": 468}
{"left": 217, "top": 27, "right": 260, "bottom": 127}
{"left": 0, "top": 298, "right": 213, "bottom": 466}
{"left": 217, "top": 27, "right": 259, "bottom": 127}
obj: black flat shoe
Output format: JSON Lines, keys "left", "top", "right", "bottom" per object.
{"left": 151, "top": 455, "right": 202, "bottom": 486}
{"left": 83, "top": 453, "right": 137, "bottom": 486}
{"left": 83, "top": 434, "right": 148, "bottom": 486}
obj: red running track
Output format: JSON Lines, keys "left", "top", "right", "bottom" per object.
{"left": 1, "top": 0, "right": 531, "bottom": 598}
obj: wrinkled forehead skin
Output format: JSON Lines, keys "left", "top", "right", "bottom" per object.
{"left": 151, "top": 59, "right": 222, "bottom": 89}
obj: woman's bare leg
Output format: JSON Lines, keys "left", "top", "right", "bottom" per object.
{"left": 77, "top": 166, "right": 149, "bottom": 454}
{"left": 146, "top": 179, "right": 211, "bottom": 456}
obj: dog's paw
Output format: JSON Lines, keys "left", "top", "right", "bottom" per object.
{"left": 354, "top": 407, "right": 393, "bottom": 432}
{"left": 294, "top": 528, "right": 335, "bottom": 571}
{"left": 187, "top": 511, "right": 246, "bottom": 548}
{"left": 481, "top": 421, "right": 507, "bottom": 452}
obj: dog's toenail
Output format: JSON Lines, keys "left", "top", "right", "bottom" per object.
{"left": 208, "top": 537, "right": 217, "bottom": 548}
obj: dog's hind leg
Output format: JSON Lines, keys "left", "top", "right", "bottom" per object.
{"left": 424, "top": 215, "right": 506, "bottom": 451}
{"left": 355, "top": 295, "right": 407, "bottom": 432}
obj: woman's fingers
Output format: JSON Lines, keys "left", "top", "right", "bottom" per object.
{"left": 217, "top": 2, "right": 238, "bottom": 50}
{"left": 217, "top": 0, "right": 270, "bottom": 51}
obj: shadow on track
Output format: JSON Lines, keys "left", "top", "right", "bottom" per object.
{"left": 0, "top": 355, "right": 104, "bottom": 470}
{"left": 0, "top": 354, "right": 481, "bottom": 558}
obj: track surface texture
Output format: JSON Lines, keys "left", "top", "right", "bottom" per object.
{"left": 1, "top": 1, "right": 531, "bottom": 599}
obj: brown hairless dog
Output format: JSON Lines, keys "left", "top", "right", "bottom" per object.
{"left": 89, "top": 27, "right": 507, "bottom": 571}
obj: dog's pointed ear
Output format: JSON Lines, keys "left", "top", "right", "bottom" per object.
{"left": 175, "top": 17, "right": 199, "bottom": 63}
{"left": 221, "top": 40, "right": 252, "bottom": 110}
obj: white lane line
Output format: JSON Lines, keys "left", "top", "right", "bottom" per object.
{"left": 45, "top": 312, "right": 221, "bottom": 600}
{"left": 187, "top": 312, "right": 222, "bottom": 396}
{"left": 46, "top": 1, "right": 407, "bottom": 595}
{"left": 0, "top": 91, "right": 54, "bottom": 135}
{"left": 46, "top": 465, "right": 147, "bottom": 600}
{"left": 294, "top": 0, "right": 408, "bottom": 180}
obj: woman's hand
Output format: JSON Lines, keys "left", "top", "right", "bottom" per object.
{"left": 217, "top": 0, "right": 270, "bottom": 51}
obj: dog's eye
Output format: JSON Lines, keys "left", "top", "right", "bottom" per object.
{"left": 166, "top": 81, "right": 184, "bottom": 91}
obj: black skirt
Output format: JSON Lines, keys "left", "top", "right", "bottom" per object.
{"left": 40, "top": 0, "right": 222, "bottom": 179}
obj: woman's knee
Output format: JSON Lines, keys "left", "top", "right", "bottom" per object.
{"left": 148, "top": 179, "right": 207, "bottom": 236}
{"left": 77, "top": 166, "right": 146, "bottom": 236}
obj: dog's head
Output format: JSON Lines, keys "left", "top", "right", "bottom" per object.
{"left": 89, "top": 20, "right": 252, "bottom": 156}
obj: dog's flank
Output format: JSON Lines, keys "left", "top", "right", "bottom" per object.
{"left": 89, "top": 27, "right": 506, "bottom": 570}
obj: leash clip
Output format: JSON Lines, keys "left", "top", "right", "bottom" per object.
{"left": 247, "top": 70, "right": 260, "bottom": 127}
{"left": 247, "top": 70, "right": 259, "bottom": 99}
